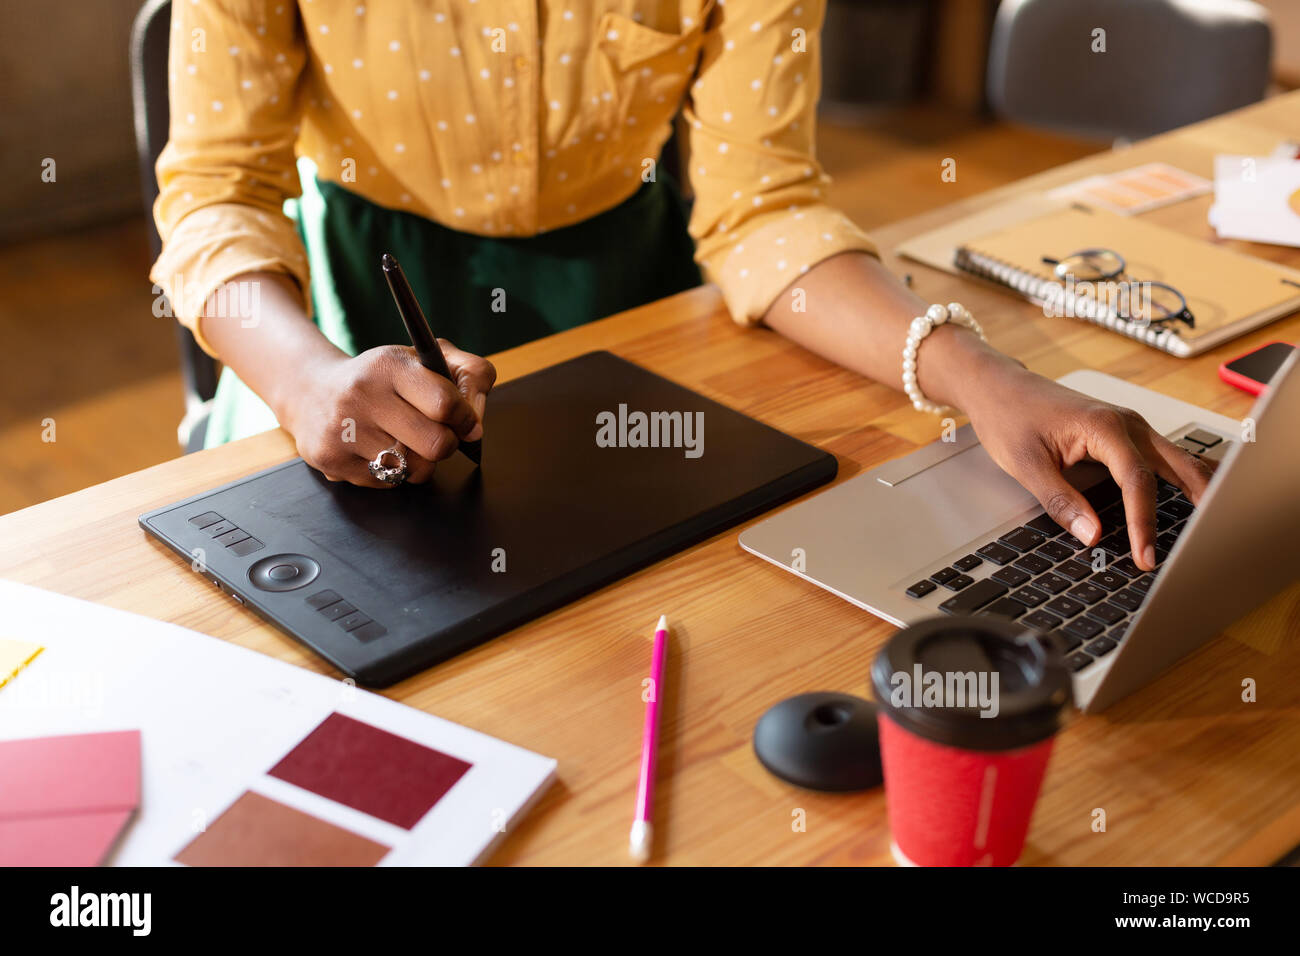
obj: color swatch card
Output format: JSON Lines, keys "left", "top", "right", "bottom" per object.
{"left": 0, "top": 729, "right": 141, "bottom": 866}
{"left": 0, "top": 580, "right": 557, "bottom": 866}
{"left": 1047, "top": 162, "right": 1211, "bottom": 215}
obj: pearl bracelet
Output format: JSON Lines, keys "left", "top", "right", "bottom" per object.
{"left": 901, "top": 302, "right": 986, "bottom": 415}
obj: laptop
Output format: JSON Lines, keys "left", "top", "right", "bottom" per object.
{"left": 140, "top": 351, "right": 835, "bottom": 687}
{"left": 739, "top": 349, "right": 1300, "bottom": 712}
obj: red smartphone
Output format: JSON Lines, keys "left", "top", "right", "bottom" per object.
{"left": 1218, "top": 341, "right": 1295, "bottom": 396}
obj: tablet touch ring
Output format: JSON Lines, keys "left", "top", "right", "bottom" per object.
{"left": 248, "top": 554, "right": 321, "bottom": 592}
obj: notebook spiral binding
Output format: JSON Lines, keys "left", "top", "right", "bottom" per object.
{"left": 954, "top": 247, "right": 1188, "bottom": 357}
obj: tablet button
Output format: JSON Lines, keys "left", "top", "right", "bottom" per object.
{"left": 228, "top": 537, "right": 265, "bottom": 557}
{"left": 203, "top": 520, "right": 238, "bottom": 538}
{"left": 188, "top": 511, "right": 224, "bottom": 528}
{"left": 351, "top": 622, "right": 387, "bottom": 643}
{"left": 319, "top": 601, "right": 356, "bottom": 621}
{"left": 215, "top": 528, "right": 250, "bottom": 547}
{"left": 248, "top": 554, "right": 320, "bottom": 592}
{"left": 337, "top": 611, "right": 371, "bottom": 631}
{"left": 306, "top": 589, "right": 342, "bottom": 610}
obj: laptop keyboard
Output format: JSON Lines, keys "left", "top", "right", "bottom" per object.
{"left": 903, "top": 422, "right": 1230, "bottom": 674}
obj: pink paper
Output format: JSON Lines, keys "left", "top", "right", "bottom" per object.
{"left": 0, "top": 730, "right": 141, "bottom": 866}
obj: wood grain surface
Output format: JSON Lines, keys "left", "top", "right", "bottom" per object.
{"left": 2, "top": 93, "right": 1298, "bottom": 866}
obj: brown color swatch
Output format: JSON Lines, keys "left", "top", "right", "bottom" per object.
{"left": 174, "top": 791, "right": 389, "bottom": 867}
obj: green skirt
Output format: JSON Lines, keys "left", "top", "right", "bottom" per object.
{"left": 204, "top": 160, "right": 702, "bottom": 446}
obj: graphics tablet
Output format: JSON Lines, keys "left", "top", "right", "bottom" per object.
{"left": 140, "top": 351, "right": 836, "bottom": 686}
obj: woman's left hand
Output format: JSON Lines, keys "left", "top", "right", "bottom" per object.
{"left": 960, "top": 359, "right": 1217, "bottom": 572}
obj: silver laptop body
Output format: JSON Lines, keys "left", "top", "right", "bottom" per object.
{"left": 739, "top": 351, "right": 1300, "bottom": 712}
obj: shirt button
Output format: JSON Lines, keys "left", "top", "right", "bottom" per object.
{"left": 512, "top": 152, "right": 529, "bottom": 166}
{"left": 514, "top": 55, "right": 528, "bottom": 70}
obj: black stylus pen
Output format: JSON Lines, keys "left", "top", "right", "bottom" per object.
{"left": 381, "top": 253, "right": 482, "bottom": 465}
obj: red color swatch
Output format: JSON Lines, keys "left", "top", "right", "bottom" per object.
{"left": 0, "top": 729, "right": 141, "bottom": 866}
{"left": 268, "top": 713, "right": 472, "bottom": 829}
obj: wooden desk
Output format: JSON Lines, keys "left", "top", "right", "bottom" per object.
{"left": 4, "top": 94, "right": 1299, "bottom": 867}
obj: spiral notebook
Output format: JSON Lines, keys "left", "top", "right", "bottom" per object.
{"left": 948, "top": 205, "right": 1300, "bottom": 357}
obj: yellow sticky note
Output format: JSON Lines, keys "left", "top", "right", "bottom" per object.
{"left": 0, "top": 638, "right": 44, "bottom": 690}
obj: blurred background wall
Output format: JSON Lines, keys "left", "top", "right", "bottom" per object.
{"left": 0, "top": 0, "right": 142, "bottom": 241}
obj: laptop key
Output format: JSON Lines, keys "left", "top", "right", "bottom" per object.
{"left": 991, "top": 566, "right": 1032, "bottom": 587}
{"left": 943, "top": 574, "right": 974, "bottom": 591}
{"left": 953, "top": 554, "right": 983, "bottom": 572}
{"left": 1084, "top": 636, "right": 1118, "bottom": 658}
{"left": 1155, "top": 510, "right": 1178, "bottom": 532}
{"left": 1155, "top": 481, "right": 1177, "bottom": 503}
{"left": 1130, "top": 575, "right": 1155, "bottom": 594}
{"left": 976, "top": 542, "right": 1019, "bottom": 566}
{"left": 1090, "top": 570, "right": 1127, "bottom": 592}
{"left": 1056, "top": 533, "right": 1086, "bottom": 551}
{"left": 1109, "top": 588, "right": 1142, "bottom": 612}
{"left": 1036, "top": 541, "right": 1075, "bottom": 563}
{"left": 1063, "top": 617, "right": 1104, "bottom": 641}
{"left": 1009, "top": 586, "right": 1048, "bottom": 608}
{"left": 1184, "top": 428, "right": 1221, "bottom": 448}
{"left": 1022, "top": 610, "right": 1063, "bottom": 632}
{"left": 1110, "top": 556, "right": 1142, "bottom": 579}
{"left": 1024, "top": 513, "right": 1065, "bottom": 537}
{"left": 1067, "top": 582, "right": 1107, "bottom": 604}
{"left": 1097, "top": 504, "right": 1126, "bottom": 533}
{"left": 906, "top": 580, "right": 937, "bottom": 599}
{"left": 1108, "top": 621, "right": 1130, "bottom": 641}
{"left": 981, "top": 597, "right": 1027, "bottom": 621}
{"left": 1162, "top": 497, "right": 1194, "bottom": 520}
{"left": 1054, "top": 559, "right": 1092, "bottom": 582}
{"left": 1086, "top": 602, "right": 1126, "bottom": 626}
{"left": 1049, "top": 630, "right": 1083, "bottom": 652}
{"left": 1065, "top": 650, "right": 1095, "bottom": 672}
{"left": 1083, "top": 480, "right": 1123, "bottom": 511}
{"left": 929, "top": 567, "right": 958, "bottom": 585}
{"left": 1013, "top": 553, "right": 1054, "bottom": 575}
{"left": 1044, "top": 595, "right": 1085, "bottom": 618}
{"left": 938, "top": 578, "right": 1008, "bottom": 615}
{"left": 1156, "top": 531, "right": 1181, "bottom": 552}
{"left": 1032, "top": 572, "right": 1071, "bottom": 595}
{"left": 998, "top": 527, "right": 1046, "bottom": 553}
{"left": 1096, "top": 532, "right": 1130, "bottom": 556}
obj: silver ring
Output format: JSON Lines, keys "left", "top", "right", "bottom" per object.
{"left": 367, "top": 445, "right": 408, "bottom": 485}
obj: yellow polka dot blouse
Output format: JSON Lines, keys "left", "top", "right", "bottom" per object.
{"left": 151, "top": 0, "right": 877, "bottom": 354}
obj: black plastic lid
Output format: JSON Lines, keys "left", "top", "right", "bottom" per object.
{"left": 871, "top": 616, "right": 1072, "bottom": 752}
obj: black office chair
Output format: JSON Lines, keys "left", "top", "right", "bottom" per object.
{"left": 130, "top": 0, "right": 219, "bottom": 453}
{"left": 987, "top": 0, "right": 1273, "bottom": 143}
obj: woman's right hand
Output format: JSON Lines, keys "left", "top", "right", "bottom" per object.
{"left": 280, "top": 341, "right": 496, "bottom": 486}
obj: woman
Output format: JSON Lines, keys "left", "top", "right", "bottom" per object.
{"left": 152, "top": 0, "right": 1213, "bottom": 573}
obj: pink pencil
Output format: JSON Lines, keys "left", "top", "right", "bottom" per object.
{"left": 630, "top": 614, "right": 668, "bottom": 863}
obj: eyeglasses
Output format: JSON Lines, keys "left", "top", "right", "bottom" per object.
{"left": 1041, "top": 248, "right": 1195, "bottom": 329}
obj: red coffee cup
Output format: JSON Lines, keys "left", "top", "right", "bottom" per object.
{"left": 871, "top": 616, "right": 1071, "bottom": 866}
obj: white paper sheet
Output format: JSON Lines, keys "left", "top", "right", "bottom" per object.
{"left": 0, "top": 580, "right": 556, "bottom": 866}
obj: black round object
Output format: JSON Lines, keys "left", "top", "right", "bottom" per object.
{"left": 248, "top": 554, "right": 321, "bottom": 592}
{"left": 753, "top": 692, "right": 883, "bottom": 792}
{"left": 871, "top": 615, "right": 1072, "bottom": 752}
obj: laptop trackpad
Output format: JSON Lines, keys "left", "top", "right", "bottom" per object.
{"left": 885, "top": 443, "right": 1039, "bottom": 557}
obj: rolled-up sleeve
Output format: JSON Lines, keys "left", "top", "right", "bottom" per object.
{"left": 684, "top": 0, "right": 877, "bottom": 325}
{"left": 150, "top": 1, "right": 311, "bottom": 356}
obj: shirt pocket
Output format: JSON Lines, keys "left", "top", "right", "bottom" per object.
{"left": 593, "top": 11, "right": 704, "bottom": 133}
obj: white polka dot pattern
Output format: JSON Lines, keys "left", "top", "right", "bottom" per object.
{"left": 152, "top": 0, "right": 875, "bottom": 351}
